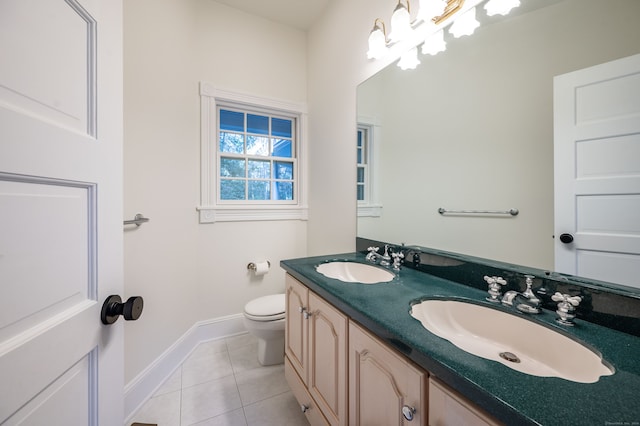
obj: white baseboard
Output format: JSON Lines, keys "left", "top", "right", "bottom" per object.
{"left": 123, "top": 313, "right": 246, "bottom": 423}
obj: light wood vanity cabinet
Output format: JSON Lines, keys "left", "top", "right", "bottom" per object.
{"left": 285, "top": 273, "right": 502, "bottom": 426}
{"left": 349, "top": 321, "right": 427, "bottom": 426}
{"left": 429, "top": 377, "right": 502, "bottom": 426}
{"left": 285, "top": 274, "right": 348, "bottom": 426}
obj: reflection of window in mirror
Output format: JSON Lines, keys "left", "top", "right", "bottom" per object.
{"left": 357, "top": 124, "right": 369, "bottom": 202}
{"left": 356, "top": 120, "right": 382, "bottom": 217}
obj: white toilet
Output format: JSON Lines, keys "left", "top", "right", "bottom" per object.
{"left": 243, "top": 294, "right": 286, "bottom": 366}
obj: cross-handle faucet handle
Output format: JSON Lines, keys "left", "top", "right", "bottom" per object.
{"left": 365, "top": 246, "right": 379, "bottom": 262}
{"left": 551, "top": 292, "right": 582, "bottom": 326}
{"left": 551, "top": 292, "right": 582, "bottom": 306}
{"left": 484, "top": 275, "right": 507, "bottom": 303}
{"left": 391, "top": 251, "right": 404, "bottom": 271}
{"left": 484, "top": 275, "right": 507, "bottom": 286}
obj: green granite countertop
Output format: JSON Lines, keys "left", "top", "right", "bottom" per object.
{"left": 281, "top": 253, "right": 640, "bottom": 426}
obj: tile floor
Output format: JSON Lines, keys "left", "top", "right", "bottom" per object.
{"left": 129, "top": 333, "right": 310, "bottom": 426}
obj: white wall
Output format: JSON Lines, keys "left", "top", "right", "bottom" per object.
{"left": 123, "top": 0, "right": 307, "bottom": 384}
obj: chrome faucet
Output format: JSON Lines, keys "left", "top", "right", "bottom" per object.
{"left": 502, "top": 275, "right": 541, "bottom": 314}
{"left": 365, "top": 245, "right": 391, "bottom": 266}
{"left": 552, "top": 292, "right": 582, "bottom": 326}
{"left": 484, "top": 275, "right": 507, "bottom": 303}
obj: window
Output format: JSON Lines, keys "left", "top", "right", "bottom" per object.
{"left": 357, "top": 119, "right": 382, "bottom": 217}
{"left": 218, "top": 108, "right": 295, "bottom": 202}
{"left": 198, "top": 83, "right": 308, "bottom": 223}
{"left": 357, "top": 125, "right": 369, "bottom": 202}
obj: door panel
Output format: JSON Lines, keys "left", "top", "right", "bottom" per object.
{"left": 0, "top": 0, "right": 123, "bottom": 423}
{"left": 0, "top": 0, "right": 96, "bottom": 135}
{"left": 554, "top": 53, "right": 640, "bottom": 288}
{"left": 5, "top": 352, "right": 97, "bottom": 425}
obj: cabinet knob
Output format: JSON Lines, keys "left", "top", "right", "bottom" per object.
{"left": 402, "top": 405, "right": 416, "bottom": 421}
{"left": 301, "top": 404, "right": 309, "bottom": 413}
{"left": 298, "top": 306, "right": 306, "bottom": 314}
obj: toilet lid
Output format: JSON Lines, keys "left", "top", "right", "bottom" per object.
{"left": 244, "top": 294, "right": 285, "bottom": 321}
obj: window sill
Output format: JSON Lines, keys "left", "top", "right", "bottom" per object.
{"left": 357, "top": 204, "right": 382, "bottom": 218}
{"left": 197, "top": 205, "right": 308, "bottom": 223}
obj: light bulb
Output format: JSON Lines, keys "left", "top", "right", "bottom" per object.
{"left": 416, "top": 0, "right": 447, "bottom": 22}
{"left": 398, "top": 47, "right": 420, "bottom": 70}
{"left": 449, "top": 6, "right": 480, "bottom": 38}
{"left": 367, "top": 25, "right": 387, "bottom": 59}
{"left": 485, "top": 0, "right": 521, "bottom": 16}
{"left": 389, "top": 2, "right": 412, "bottom": 42}
{"left": 422, "top": 29, "right": 446, "bottom": 56}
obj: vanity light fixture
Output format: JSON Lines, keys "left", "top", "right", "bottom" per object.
{"left": 398, "top": 47, "right": 421, "bottom": 70}
{"left": 484, "top": 0, "right": 520, "bottom": 16}
{"left": 449, "top": 6, "right": 480, "bottom": 38}
{"left": 366, "top": 0, "right": 522, "bottom": 70}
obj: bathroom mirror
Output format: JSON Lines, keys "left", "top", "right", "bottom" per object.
{"left": 356, "top": 0, "right": 640, "bottom": 277}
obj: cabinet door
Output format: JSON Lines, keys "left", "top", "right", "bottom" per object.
{"left": 429, "top": 378, "right": 502, "bottom": 426}
{"left": 285, "top": 274, "right": 309, "bottom": 383}
{"left": 309, "top": 292, "right": 348, "bottom": 426}
{"left": 349, "top": 322, "right": 426, "bottom": 426}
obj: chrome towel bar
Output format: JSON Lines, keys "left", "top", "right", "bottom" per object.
{"left": 124, "top": 213, "right": 150, "bottom": 226}
{"left": 438, "top": 208, "right": 519, "bottom": 216}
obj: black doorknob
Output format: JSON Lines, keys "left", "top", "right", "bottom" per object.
{"left": 559, "top": 233, "right": 574, "bottom": 244}
{"left": 101, "top": 295, "right": 144, "bottom": 325}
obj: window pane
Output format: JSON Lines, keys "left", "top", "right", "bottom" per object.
{"left": 357, "top": 129, "right": 363, "bottom": 147}
{"left": 247, "top": 114, "right": 269, "bottom": 135}
{"left": 272, "top": 139, "right": 292, "bottom": 158}
{"left": 220, "top": 109, "right": 244, "bottom": 132}
{"left": 274, "top": 161, "right": 293, "bottom": 180}
{"left": 248, "top": 180, "right": 270, "bottom": 200}
{"left": 274, "top": 181, "right": 293, "bottom": 200}
{"left": 221, "top": 179, "right": 245, "bottom": 200}
{"left": 248, "top": 160, "right": 271, "bottom": 179}
{"left": 357, "top": 167, "right": 364, "bottom": 183}
{"left": 272, "top": 118, "right": 292, "bottom": 138}
{"left": 220, "top": 132, "right": 244, "bottom": 153}
{"left": 357, "top": 147, "right": 362, "bottom": 164}
{"left": 357, "top": 185, "right": 364, "bottom": 201}
{"left": 247, "top": 136, "right": 269, "bottom": 156}
{"left": 220, "top": 157, "right": 245, "bottom": 177}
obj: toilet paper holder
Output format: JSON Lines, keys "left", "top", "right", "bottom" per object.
{"left": 247, "top": 261, "right": 271, "bottom": 271}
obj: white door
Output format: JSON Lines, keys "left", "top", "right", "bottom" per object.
{"left": 0, "top": 0, "right": 124, "bottom": 424}
{"left": 554, "top": 53, "right": 640, "bottom": 289}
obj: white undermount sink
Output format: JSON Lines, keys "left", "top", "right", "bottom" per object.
{"left": 410, "top": 299, "right": 614, "bottom": 383}
{"left": 315, "top": 261, "right": 395, "bottom": 284}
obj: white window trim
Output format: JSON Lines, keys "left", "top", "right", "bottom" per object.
{"left": 357, "top": 115, "right": 382, "bottom": 218}
{"left": 198, "top": 82, "right": 308, "bottom": 223}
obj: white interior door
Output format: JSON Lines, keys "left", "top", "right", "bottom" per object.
{"left": 554, "top": 53, "right": 640, "bottom": 289}
{"left": 0, "top": 0, "right": 124, "bottom": 424}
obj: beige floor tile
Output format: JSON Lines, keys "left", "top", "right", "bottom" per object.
{"left": 182, "top": 348, "right": 234, "bottom": 388}
{"left": 228, "top": 342, "right": 262, "bottom": 374}
{"left": 243, "top": 391, "right": 309, "bottom": 426}
{"left": 129, "top": 389, "right": 181, "bottom": 426}
{"left": 186, "top": 407, "right": 247, "bottom": 426}
{"left": 224, "top": 333, "right": 258, "bottom": 352}
{"left": 181, "top": 375, "right": 243, "bottom": 425}
{"left": 235, "top": 364, "right": 289, "bottom": 406}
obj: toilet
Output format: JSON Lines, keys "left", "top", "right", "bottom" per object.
{"left": 243, "top": 294, "right": 286, "bottom": 366}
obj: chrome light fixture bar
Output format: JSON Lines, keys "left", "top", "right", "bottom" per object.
{"left": 367, "top": 0, "right": 522, "bottom": 69}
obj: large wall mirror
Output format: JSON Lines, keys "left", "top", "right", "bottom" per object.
{"left": 357, "top": 0, "right": 640, "bottom": 277}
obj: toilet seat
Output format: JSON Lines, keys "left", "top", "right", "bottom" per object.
{"left": 244, "top": 294, "right": 285, "bottom": 322}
